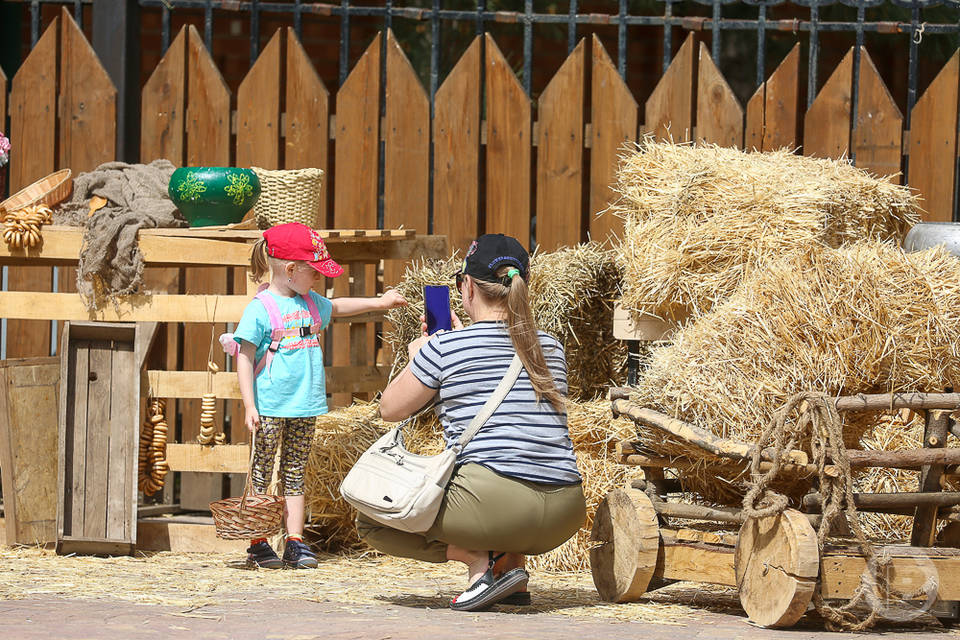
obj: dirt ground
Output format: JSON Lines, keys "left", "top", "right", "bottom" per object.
{"left": 0, "top": 547, "right": 956, "bottom": 639}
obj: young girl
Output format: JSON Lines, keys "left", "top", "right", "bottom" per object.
{"left": 232, "top": 222, "right": 406, "bottom": 569}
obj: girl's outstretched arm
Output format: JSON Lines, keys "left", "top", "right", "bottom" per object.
{"left": 330, "top": 289, "right": 407, "bottom": 317}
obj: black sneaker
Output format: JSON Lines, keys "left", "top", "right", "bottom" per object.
{"left": 282, "top": 538, "right": 318, "bottom": 569}
{"left": 246, "top": 541, "right": 282, "bottom": 569}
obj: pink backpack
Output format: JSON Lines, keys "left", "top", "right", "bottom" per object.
{"left": 220, "top": 283, "right": 324, "bottom": 377}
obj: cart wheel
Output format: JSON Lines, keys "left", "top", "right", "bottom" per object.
{"left": 735, "top": 508, "right": 819, "bottom": 628}
{"left": 590, "top": 488, "right": 660, "bottom": 602}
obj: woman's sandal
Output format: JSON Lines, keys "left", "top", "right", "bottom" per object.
{"left": 450, "top": 552, "right": 529, "bottom": 612}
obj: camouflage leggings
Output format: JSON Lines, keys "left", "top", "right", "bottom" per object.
{"left": 251, "top": 416, "right": 316, "bottom": 496}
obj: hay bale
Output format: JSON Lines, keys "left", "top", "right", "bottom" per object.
{"left": 384, "top": 243, "right": 625, "bottom": 400}
{"left": 629, "top": 241, "right": 960, "bottom": 505}
{"left": 611, "top": 140, "right": 920, "bottom": 321}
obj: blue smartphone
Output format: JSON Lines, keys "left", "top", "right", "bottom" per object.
{"left": 424, "top": 285, "right": 452, "bottom": 335}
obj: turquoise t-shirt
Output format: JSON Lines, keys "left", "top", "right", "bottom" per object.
{"left": 233, "top": 290, "right": 333, "bottom": 418}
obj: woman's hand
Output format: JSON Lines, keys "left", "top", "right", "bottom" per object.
{"left": 245, "top": 406, "right": 260, "bottom": 433}
{"left": 418, "top": 311, "right": 463, "bottom": 336}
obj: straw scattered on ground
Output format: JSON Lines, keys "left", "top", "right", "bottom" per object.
{"left": 610, "top": 140, "right": 919, "bottom": 322}
{"left": 628, "top": 242, "right": 960, "bottom": 505}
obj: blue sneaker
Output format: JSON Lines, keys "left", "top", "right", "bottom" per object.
{"left": 282, "top": 538, "right": 318, "bottom": 569}
{"left": 246, "top": 541, "right": 282, "bottom": 569}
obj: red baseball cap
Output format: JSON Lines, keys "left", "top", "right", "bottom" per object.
{"left": 262, "top": 222, "right": 344, "bottom": 278}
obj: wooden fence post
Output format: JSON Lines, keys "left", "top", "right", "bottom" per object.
{"left": 92, "top": 0, "right": 140, "bottom": 163}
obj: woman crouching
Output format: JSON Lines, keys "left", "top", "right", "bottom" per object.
{"left": 362, "top": 233, "right": 586, "bottom": 611}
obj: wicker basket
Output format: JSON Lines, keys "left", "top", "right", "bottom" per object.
{"left": 251, "top": 166, "right": 324, "bottom": 229}
{"left": 0, "top": 169, "right": 73, "bottom": 214}
{"left": 209, "top": 433, "right": 284, "bottom": 539}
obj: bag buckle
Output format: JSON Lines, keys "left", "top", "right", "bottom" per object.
{"left": 297, "top": 325, "right": 312, "bottom": 337}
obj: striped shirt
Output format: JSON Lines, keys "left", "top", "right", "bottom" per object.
{"left": 410, "top": 320, "right": 581, "bottom": 485}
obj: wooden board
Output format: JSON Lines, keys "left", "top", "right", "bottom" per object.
{"left": 433, "top": 37, "right": 481, "bottom": 255}
{"left": 485, "top": 34, "right": 531, "bottom": 244}
{"left": 165, "top": 443, "right": 250, "bottom": 473}
{"left": 696, "top": 42, "right": 743, "bottom": 149}
{"left": 645, "top": 33, "right": 695, "bottom": 142}
{"left": 146, "top": 366, "right": 390, "bottom": 398}
{"left": 236, "top": 28, "right": 281, "bottom": 171}
{"left": 590, "top": 488, "right": 660, "bottom": 602}
{"left": 589, "top": 35, "right": 637, "bottom": 244}
{"left": 136, "top": 515, "right": 245, "bottom": 553}
{"left": 536, "top": 39, "right": 584, "bottom": 251}
{"left": 804, "top": 47, "right": 853, "bottom": 160}
{"left": 383, "top": 29, "right": 429, "bottom": 289}
{"left": 57, "top": 322, "right": 142, "bottom": 555}
{"left": 58, "top": 8, "right": 116, "bottom": 175}
{"left": 735, "top": 510, "right": 819, "bottom": 628}
{"left": 852, "top": 48, "right": 903, "bottom": 182}
{"left": 284, "top": 27, "right": 329, "bottom": 223}
{"left": 7, "top": 16, "right": 57, "bottom": 359}
{"left": 332, "top": 35, "right": 381, "bottom": 407}
{"left": 745, "top": 44, "right": 799, "bottom": 152}
{"left": 907, "top": 51, "right": 959, "bottom": 222}
{"left": 0, "top": 357, "right": 59, "bottom": 545}
{"left": 141, "top": 26, "right": 186, "bottom": 165}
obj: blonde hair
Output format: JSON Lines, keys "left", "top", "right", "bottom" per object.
{"left": 473, "top": 267, "right": 565, "bottom": 411}
{"left": 249, "top": 238, "right": 300, "bottom": 283}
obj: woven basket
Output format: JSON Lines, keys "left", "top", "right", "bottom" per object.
{"left": 209, "top": 433, "right": 284, "bottom": 539}
{"left": 251, "top": 167, "right": 324, "bottom": 229}
{"left": 0, "top": 169, "right": 72, "bottom": 214}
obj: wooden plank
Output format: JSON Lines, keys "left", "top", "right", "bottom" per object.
{"left": 589, "top": 35, "right": 637, "bottom": 244}
{"left": 66, "top": 337, "right": 90, "bottom": 538}
{"left": 57, "top": 327, "right": 73, "bottom": 539}
{"left": 645, "top": 33, "right": 696, "bottom": 142}
{"left": 907, "top": 50, "right": 959, "bottom": 222}
{"left": 804, "top": 47, "right": 853, "bottom": 161}
{"left": 0, "top": 358, "right": 59, "bottom": 545}
{"left": 536, "top": 39, "right": 585, "bottom": 251}
{"left": 332, "top": 34, "right": 380, "bottom": 408}
{"left": 821, "top": 552, "right": 960, "bottom": 601}
{"left": 141, "top": 26, "right": 186, "bottom": 166}
{"left": 696, "top": 42, "right": 742, "bottom": 149}
{"left": 485, "top": 34, "right": 531, "bottom": 244}
{"left": 83, "top": 340, "right": 112, "bottom": 539}
{"left": 7, "top": 16, "right": 57, "bottom": 359}
{"left": 148, "top": 366, "right": 389, "bottom": 399}
{"left": 853, "top": 47, "right": 903, "bottom": 182}
{"left": 655, "top": 539, "right": 737, "bottom": 586}
{"left": 58, "top": 7, "right": 116, "bottom": 175}
{"left": 284, "top": 27, "right": 329, "bottom": 223}
{"left": 106, "top": 340, "right": 135, "bottom": 541}
{"left": 433, "top": 37, "right": 481, "bottom": 256}
{"left": 383, "top": 29, "right": 429, "bottom": 289}
{"left": 165, "top": 443, "right": 250, "bottom": 473}
{"left": 746, "top": 44, "right": 800, "bottom": 152}
{"left": 136, "top": 516, "right": 244, "bottom": 553}
{"left": 236, "top": 28, "right": 281, "bottom": 171}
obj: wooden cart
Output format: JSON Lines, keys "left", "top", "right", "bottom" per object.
{"left": 591, "top": 388, "right": 960, "bottom": 628}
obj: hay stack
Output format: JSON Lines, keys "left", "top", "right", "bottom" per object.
{"left": 611, "top": 141, "right": 919, "bottom": 321}
{"left": 629, "top": 241, "right": 960, "bottom": 505}
{"left": 304, "top": 398, "right": 639, "bottom": 569}
{"left": 385, "top": 243, "right": 625, "bottom": 400}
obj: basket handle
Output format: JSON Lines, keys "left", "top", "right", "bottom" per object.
{"left": 238, "top": 430, "right": 259, "bottom": 517}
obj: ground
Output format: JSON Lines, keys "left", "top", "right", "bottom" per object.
{"left": 0, "top": 547, "right": 955, "bottom": 639}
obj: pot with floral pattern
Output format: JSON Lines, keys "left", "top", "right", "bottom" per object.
{"left": 168, "top": 167, "right": 261, "bottom": 227}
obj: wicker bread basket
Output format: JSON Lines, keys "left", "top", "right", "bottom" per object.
{"left": 251, "top": 167, "right": 324, "bottom": 229}
{"left": 0, "top": 169, "right": 73, "bottom": 214}
{"left": 209, "top": 433, "right": 284, "bottom": 539}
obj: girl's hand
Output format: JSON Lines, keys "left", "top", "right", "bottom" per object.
{"left": 245, "top": 407, "right": 261, "bottom": 433}
{"left": 380, "top": 289, "right": 408, "bottom": 310}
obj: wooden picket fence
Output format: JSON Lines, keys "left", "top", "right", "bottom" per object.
{"left": 3, "top": 8, "right": 960, "bottom": 385}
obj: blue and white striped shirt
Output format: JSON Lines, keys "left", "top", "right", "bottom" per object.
{"left": 410, "top": 320, "right": 581, "bottom": 485}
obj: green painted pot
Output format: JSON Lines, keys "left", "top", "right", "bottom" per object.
{"left": 168, "top": 167, "right": 261, "bottom": 227}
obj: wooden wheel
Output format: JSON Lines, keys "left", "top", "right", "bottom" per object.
{"left": 590, "top": 488, "right": 661, "bottom": 602}
{"left": 735, "top": 508, "right": 819, "bottom": 628}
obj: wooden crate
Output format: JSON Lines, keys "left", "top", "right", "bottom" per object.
{"left": 0, "top": 357, "right": 59, "bottom": 546}
{"left": 56, "top": 322, "right": 156, "bottom": 555}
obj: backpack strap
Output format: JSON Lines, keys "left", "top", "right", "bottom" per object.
{"left": 252, "top": 289, "right": 325, "bottom": 378}
{"left": 301, "top": 292, "right": 325, "bottom": 335}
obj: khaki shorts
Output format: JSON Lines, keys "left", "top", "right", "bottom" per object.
{"left": 357, "top": 462, "right": 586, "bottom": 563}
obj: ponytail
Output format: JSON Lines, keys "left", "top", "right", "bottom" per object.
{"left": 474, "top": 268, "right": 565, "bottom": 411}
{"left": 249, "top": 238, "right": 270, "bottom": 283}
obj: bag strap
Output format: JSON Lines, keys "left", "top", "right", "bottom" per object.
{"left": 455, "top": 354, "right": 522, "bottom": 451}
